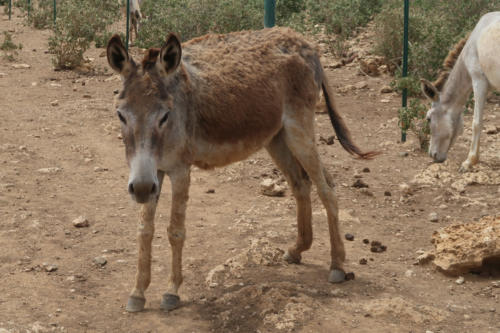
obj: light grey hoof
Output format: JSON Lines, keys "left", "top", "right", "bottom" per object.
{"left": 160, "top": 293, "right": 180, "bottom": 311}
{"left": 284, "top": 251, "right": 301, "bottom": 264}
{"left": 328, "top": 269, "right": 346, "bottom": 283}
{"left": 126, "top": 296, "right": 146, "bottom": 312}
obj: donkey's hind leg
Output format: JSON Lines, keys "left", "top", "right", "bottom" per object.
{"left": 282, "top": 118, "right": 346, "bottom": 283}
{"left": 266, "top": 131, "right": 312, "bottom": 264}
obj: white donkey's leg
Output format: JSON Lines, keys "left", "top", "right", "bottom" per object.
{"left": 460, "top": 76, "right": 489, "bottom": 172}
{"left": 161, "top": 167, "right": 190, "bottom": 311}
{"left": 126, "top": 171, "right": 165, "bottom": 312}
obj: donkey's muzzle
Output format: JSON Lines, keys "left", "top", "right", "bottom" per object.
{"left": 128, "top": 180, "right": 158, "bottom": 203}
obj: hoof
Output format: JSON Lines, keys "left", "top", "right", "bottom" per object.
{"left": 126, "top": 296, "right": 146, "bottom": 312}
{"left": 284, "top": 251, "right": 301, "bottom": 264}
{"left": 328, "top": 269, "right": 346, "bottom": 283}
{"left": 160, "top": 293, "right": 180, "bottom": 311}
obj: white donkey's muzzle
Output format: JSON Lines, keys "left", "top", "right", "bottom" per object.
{"left": 128, "top": 152, "right": 159, "bottom": 203}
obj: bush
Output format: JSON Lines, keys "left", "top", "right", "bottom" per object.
{"left": 28, "top": 0, "right": 55, "bottom": 29}
{"left": 136, "top": 0, "right": 263, "bottom": 47}
{"left": 374, "top": 0, "right": 500, "bottom": 94}
{"left": 398, "top": 99, "right": 430, "bottom": 150}
{"left": 48, "top": 0, "right": 120, "bottom": 69}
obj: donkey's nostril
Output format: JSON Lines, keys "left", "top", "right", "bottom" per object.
{"left": 151, "top": 183, "right": 156, "bottom": 194}
{"left": 128, "top": 183, "right": 135, "bottom": 194}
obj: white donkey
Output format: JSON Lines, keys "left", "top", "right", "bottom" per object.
{"left": 421, "top": 11, "right": 500, "bottom": 172}
{"left": 129, "top": 0, "right": 143, "bottom": 45}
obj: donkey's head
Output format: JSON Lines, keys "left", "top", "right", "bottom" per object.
{"left": 421, "top": 79, "right": 463, "bottom": 163}
{"left": 107, "top": 34, "right": 182, "bottom": 203}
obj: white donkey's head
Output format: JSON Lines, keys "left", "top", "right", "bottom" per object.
{"left": 107, "top": 33, "right": 182, "bottom": 203}
{"left": 420, "top": 79, "right": 464, "bottom": 163}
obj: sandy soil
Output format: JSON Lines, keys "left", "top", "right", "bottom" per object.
{"left": 0, "top": 9, "right": 499, "bottom": 333}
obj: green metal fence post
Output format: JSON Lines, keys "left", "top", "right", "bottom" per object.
{"left": 8, "top": 0, "right": 11, "bottom": 20}
{"left": 53, "top": 0, "right": 56, "bottom": 24}
{"left": 401, "top": 0, "right": 409, "bottom": 142}
{"left": 126, "top": 0, "right": 130, "bottom": 51}
{"left": 264, "top": 0, "right": 275, "bottom": 28}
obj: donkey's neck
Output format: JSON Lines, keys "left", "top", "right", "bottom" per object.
{"left": 440, "top": 56, "right": 472, "bottom": 110}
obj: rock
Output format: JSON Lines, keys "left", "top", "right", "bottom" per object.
{"left": 354, "top": 81, "right": 368, "bottom": 89}
{"left": 405, "top": 269, "right": 415, "bottom": 278}
{"left": 83, "top": 94, "right": 92, "bottom": 99}
{"left": 93, "top": 256, "right": 107, "bottom": 267}
{"left": 415, "top": 251, "right": 435, "bottom": 265}
{"left": 399, "top": 183, "right": 412, "bottom": 195}
{"left": 352, "top": 179, "right": 369, "bottom": 188}
{"left": 359, "top": 258, "right": 367, "bottom": 265}
{"left": 370, "top": 240, "right": 387, "bottom": 253}
{"left": 384, "top": 190, "right": 392, "bottom": 196}
{"left": 93, "top": 166, "right": 108, "bottom": 172}
{"left": 380, "top": 86, "right": 393, "bottom": 94}
{"left": 11, "top": 63, "right": 31, "bottom": 69}
{"left": 72, "top": 216, "right": 89, "bottom": 228}
{"left": 430, "top": 216, "right": 500, "bottom": 275}
{"left": 319, "top": 135, "right": 335, "bottom": 145}
{"left": 345, "top": 233, "right": 355, "bottom": 241}
{"left": 380, "top": 99, "right": 391, "bottom": 103}
{"left": 42, "top": 263, "right": 58, "bottom": 272}
{"left": 0, "top": 72, "right": 7, "bottom": 77}
{"left": 429, "top": 212, "right": 439, "bottom": 223}
{"left": 399, "top": 151, "right": 409, "bottom": 157}
{"left": 37, "top": 167, "right": 62, "bottom": 174}
{"left": 362, "top": 167, "right": 370, "bottom": 173}
{"left": 485, "top": 125, "right": 498, "bottom": 134}
{"left": 206, "top": 189, "right": 215, "bottom": 194}
{"left": 260, "top": 178, "right": 286, "bottom": 197}
{"left": 113, "top": 89, "right": 120, "bottom": 94}
{"left": 455, "top": 276, "right": 465, "bottom": 285}
{"left": 363, "top": 238, "right": 370, "bottom": 244}
{"left": 50, "top": 100, "right": 59, "bottom": 106}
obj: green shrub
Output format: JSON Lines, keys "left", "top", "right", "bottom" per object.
{"left": 137, "top": 0, "right": 263, "bottom": 47}
{"left": 375, "top": 0, "right": 500, "bottom": 86}
{"left": 28, "top": 0, "right": 55, "bottom": 29}
{"left": 49, "top": 0, "right": 120, "bottom": 69}
{"left": 1, "top": 32, "right": 20, "bottom": 51}
{"left": 398, "top": 99, "right": 429, "bottom": 150}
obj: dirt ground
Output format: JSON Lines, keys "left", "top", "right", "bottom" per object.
{"left": 0, "top": 9, "right": 499, "bottom": 333}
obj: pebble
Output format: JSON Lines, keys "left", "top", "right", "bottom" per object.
{"left": 362, "top": 167, "right": 370, "bottom": 173}
{"left": 380, "top": 86, "right": 393, "bottom": 94}
{"left": 352, "top": 179, "right": 369, "bottom": 188}
{"left": 359, "top": 258, "right": 367, "bottom": 265}
{"left": 362, "top": 238, "right": 370, "bottom": 244}
{"left": 11, "top": 63, "right": 31, "bottom": 69}
{"left": 485, "top": 125, "right": 498, "bottom": 134}
{"left": 72, "top": 216, "right": 89, "bottom": 228}
{"left": 384, "top": 190, "right": 391, "bottom": 196}
{"left": 399, "top": 151, "right": 409, "bottom": 157}
{"left": 42, "top": 263, "right": 58, "bottom": 272}
{"left": 113, "top": 89, "right": 120, "bottom": 94}
{"left": 319, "top": 135, "right": 335, "bottom": 145}
{"left": 93, "top": 257, "right": 107, "bottom": 267}
{"left": 37, "top": 167, "right": 62, "bottom": 174}
{"left": 429, "top": 212, "right": 439, "bottom": 222}
{"left": 345, "top": 233, "right": 355, "bottom": 241}
{"left": 260, "top": 178, "right": 285, "bottom": 197}
{"left": 405, "top": 269, "right": 415, "bottom": 278}
{"left": 93, "top": 166, "right": 108, "bottom": 172}
{"left": 455, "top": 276, "right": 465, "bottom": 285}
{"left": 206, "top": 189, "right": 215, "bottom": 194}
{"left": 83, "top": 94, "right": 92, "bottom": 98}
{"left": 50, "top": 100, "right": 59, "bottom": 107}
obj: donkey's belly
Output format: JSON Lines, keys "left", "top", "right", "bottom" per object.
{"left": 192, "top": 135, "right": 277, "bottom": 169}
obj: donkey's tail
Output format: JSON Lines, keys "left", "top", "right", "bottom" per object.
{"left": 321, "top": 75, "right": 379, "bottom": 159}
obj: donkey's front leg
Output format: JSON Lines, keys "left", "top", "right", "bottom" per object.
{"left": 126, "top": 171, "right": 165, "bottom": 312}
{"left": 460, "top": 77, "right": 488, "bottom": 172}
{"left": 161, "top": 167, "right": 190, "bottom": 311}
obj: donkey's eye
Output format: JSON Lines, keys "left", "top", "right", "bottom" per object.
{"left": 117, "top": 111, "right": 127, "bottom": 125}
{"left": 159, "top": 112, "right": 169, "bottom": 127}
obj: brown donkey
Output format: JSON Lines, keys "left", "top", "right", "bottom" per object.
{"left": 106, "top": 27, "right": 376, "bottom": 313}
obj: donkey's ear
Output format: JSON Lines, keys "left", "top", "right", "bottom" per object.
{"left": 420, "top": 79, "right": 439, "bottom": 102}
{"left": 160, "top": 33, "right": 182, "bottom": 74}
{"left": 107, "top": 34, "right": 129, "bottom": 74}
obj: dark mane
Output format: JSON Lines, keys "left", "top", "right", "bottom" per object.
{"left": 433, "top": 35, "right": 469, "bottom": 91}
